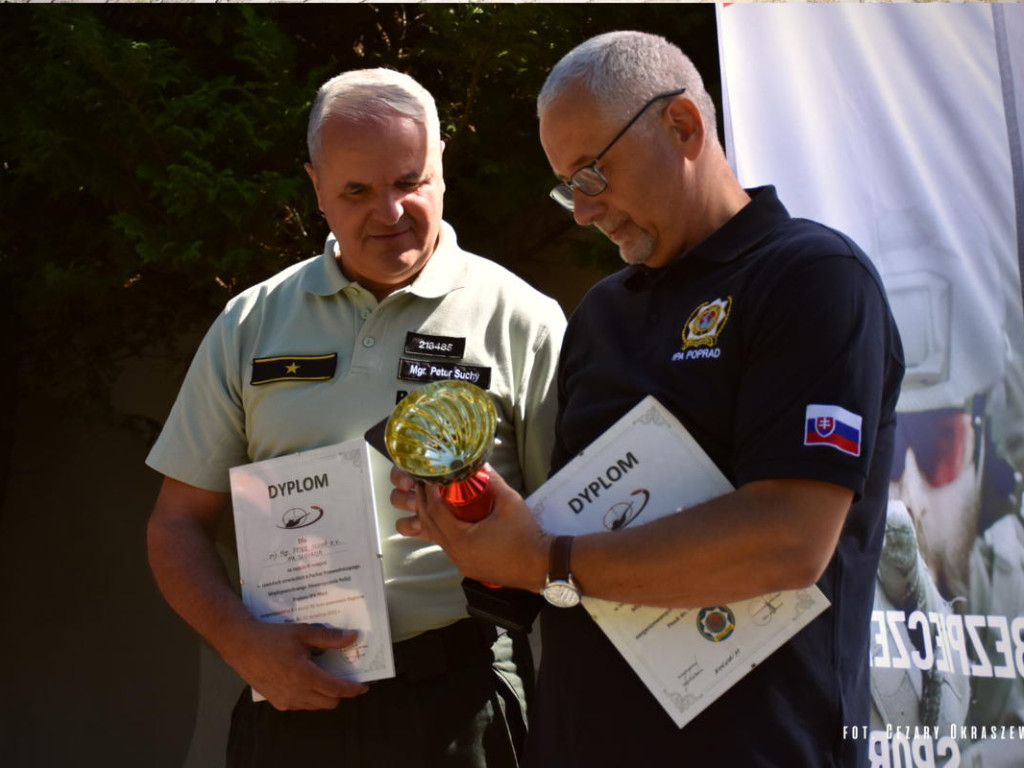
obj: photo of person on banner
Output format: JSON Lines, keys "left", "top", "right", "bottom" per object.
{"left": 871, "top": 207, "right": 1024, "bottom": 768}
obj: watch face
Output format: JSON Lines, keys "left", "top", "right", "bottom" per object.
{"left": 543, "top": 580, "right": 581, "bottom": 608}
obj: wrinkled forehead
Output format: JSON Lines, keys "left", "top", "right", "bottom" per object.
{"left": 327, "top": 109, "right": 438, "bottom": 145}
{"left": 539, "top": 82, "right": 610, "bottom": 128}
{"left": 310, "top": 105, "right": 443, "bottom": 174}
{"left": 319, "top": 112, "right": 442, "bottom": 171}
{"left": 538, "top": 86, "right": 616, "bottom": 174}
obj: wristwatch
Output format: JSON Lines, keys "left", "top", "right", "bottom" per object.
{"left": 541, "top": 535, "right": 581, "bottom": 608}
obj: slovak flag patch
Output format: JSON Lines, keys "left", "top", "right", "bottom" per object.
{"left": 804, "top": 404, "right": 862, "bottom": 457}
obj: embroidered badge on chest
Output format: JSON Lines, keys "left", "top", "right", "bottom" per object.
{"left": 403, "top": 332, "right": 466, "bottom": 360}
{"left": 671, "top": 296, "right": 732, "bottom": 362}
{"left": 397, "top": 358, "right": 492, "bottom": 389}
{"left": 251, "top": 354, "right": 338, "bottom": 385}
{"left": 397, "top": 331, "right": 489, "bottom": 389}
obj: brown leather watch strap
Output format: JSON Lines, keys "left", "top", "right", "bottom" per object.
{"left": 548, "top": 535, "right": 574, "bottom": 582}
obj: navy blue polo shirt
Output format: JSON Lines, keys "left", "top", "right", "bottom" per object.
{"left": 527, "top": 187, "right": 904, "bottom": 767}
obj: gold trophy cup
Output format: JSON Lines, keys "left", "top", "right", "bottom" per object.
{"left": 379, "top": 378, "right": 542, "bottom": 632}
{"left": 385, "top": 379, "right": 497, "bottom": 522}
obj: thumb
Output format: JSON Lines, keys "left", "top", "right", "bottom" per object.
{"left": 301, "top": 624, "right": 361, "bottom": 651}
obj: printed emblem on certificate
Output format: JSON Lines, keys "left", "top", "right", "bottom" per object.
{"left": 527, "top": 396, "right": 829, "bottom": 728}
{"left": 230, "top": 439, "right": 394, "bottom": 699}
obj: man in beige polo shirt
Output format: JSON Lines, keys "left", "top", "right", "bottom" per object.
{"left": 145, "top": 67, "right": 565, "bottom": 767}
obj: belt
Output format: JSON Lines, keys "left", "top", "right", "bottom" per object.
{"left": 392, "top": 618, "right": 499, "bottom": 682}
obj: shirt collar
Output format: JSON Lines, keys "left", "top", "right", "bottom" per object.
{"left": 684, "top": 185, "right": 790, "bottom": 265}
{"left": 300, "top": 220, "right": 466, "bottom": 299}
{"left": 403, "top": 221, "right": 467, "bottom": 299}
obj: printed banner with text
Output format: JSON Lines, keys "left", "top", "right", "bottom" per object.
{"left": 720, "top": 5, "right": 1024, "bottom": 767}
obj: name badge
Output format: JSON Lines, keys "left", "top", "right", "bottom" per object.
{"left": 403, "top": 332, "right": 466, "bottom": 360}
{"left": 397, "top": 357, "right": 491, "bottom": 389}
{"left": 251, "top": 354, "right": 338, "bottom": 385}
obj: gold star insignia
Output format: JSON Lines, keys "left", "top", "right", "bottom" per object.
{"left": 285, "top": 363, "right": 300, "bottom": 374}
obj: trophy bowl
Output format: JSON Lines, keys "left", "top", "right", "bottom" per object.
{"left": 385, "top": 379, "right": 541, "bottom": 628}
{"left": 385, "top": 380, "right": 497, "bottom": 521}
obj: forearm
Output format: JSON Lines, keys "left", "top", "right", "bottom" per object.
{"left": 392, "top": 469, "right": 851, "bottom": 611}
{"left": 563, "top": 480, "right": 850, "bottom": 608}
{"left": 146, "top": 511, "right": 254, "bottom": 657}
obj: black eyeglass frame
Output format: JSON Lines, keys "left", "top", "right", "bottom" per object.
{"left": 549, "top": 87, "right": 687, "bottom": 211}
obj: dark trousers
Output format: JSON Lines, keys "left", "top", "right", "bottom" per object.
{"left": 228, "top": 620, "right": 530, "bottom": 767}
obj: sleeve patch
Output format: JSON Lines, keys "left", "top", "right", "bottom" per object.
{"left": 804, "top": 404, "right": 862, "bottom": 457}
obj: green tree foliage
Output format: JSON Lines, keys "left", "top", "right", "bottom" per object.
{"left": 0, "top": 4, "right": 716, "bottom": 412}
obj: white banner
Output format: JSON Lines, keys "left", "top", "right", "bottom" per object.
{"left": 720, "top": 5, "right": 1024, "bottom": 767}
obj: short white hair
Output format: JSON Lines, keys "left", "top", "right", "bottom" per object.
{"left": 538, "top": 31, "right": 718, "bottom": 145}
{"left": 307, "top": 68, "right": 441, "bottom": 164}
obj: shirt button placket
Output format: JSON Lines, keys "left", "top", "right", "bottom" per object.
{"left": 346, "top": 285, "right": 380, "bottom": 373}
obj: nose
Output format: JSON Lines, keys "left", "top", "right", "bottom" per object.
{"left": 572, "top": 190, "right": 603, "bottom": 227}
{"left": 374, "top": 189, "right": 405, "bottom": 225}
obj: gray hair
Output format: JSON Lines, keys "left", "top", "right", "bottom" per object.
{"left": 538, "top": 31, "right": 718, "bottom": 145}
{"left": 307, "top": 68, "right": 441, "bottom": 164}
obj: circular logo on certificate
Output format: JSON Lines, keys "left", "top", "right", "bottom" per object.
{"left": 697, "top": 606, "right": 736, "bottom": 642}
{"left": 278, "top": 505, "right": 325, "bottom": 530}
{"left": 602, "top": 489, "right": 651, "bottom": 531}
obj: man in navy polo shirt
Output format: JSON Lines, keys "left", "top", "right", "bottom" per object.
{"left": 392, "top": 31, "right": 904, "bottom": 766}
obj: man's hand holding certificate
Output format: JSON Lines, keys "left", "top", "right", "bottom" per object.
{"left": 525, "top": 397, "right": 828, "bottom": 727}
{"left": 231, "top": 438, "right": 394, "bottom": 703}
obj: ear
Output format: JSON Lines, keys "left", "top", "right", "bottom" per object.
{"left": 663, "top": 96, "right": 705, "bottom": 159}
{"left": 436, "top": 141, "right": 447, "bottom": 195}
{"left": 304, "top": 162, "right": 323, "bottom": 208}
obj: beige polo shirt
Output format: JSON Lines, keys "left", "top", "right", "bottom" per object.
{"left": 147, "top": 222, "right": 566, "bottom": 641}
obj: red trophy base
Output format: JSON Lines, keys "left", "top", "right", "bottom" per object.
{"left": 440, "top": 468, "right": 494, "bottom": 522}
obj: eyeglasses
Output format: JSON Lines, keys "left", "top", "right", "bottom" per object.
{"left": 890, "top": 408, "right": 981, "bottom": 488}
{"left": 549, "top": 88, "right": 687, "bottom": 212}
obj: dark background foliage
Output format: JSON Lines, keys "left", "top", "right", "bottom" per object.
{"left": 0, "top": 8, "right": 722, "bottom": 761}
{"left": 0, "top": 4, "right": 719, "bottom": 414}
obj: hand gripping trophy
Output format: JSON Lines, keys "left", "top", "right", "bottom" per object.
{"left": 382, "top": 379, "right": 541, "bottom": 632}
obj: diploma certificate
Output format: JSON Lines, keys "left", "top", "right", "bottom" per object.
{"left": 230, "top": 439, "right": 394, "bottom": 699}
{"left": 527, "top": 396, "right": 829, "bottom": 728}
